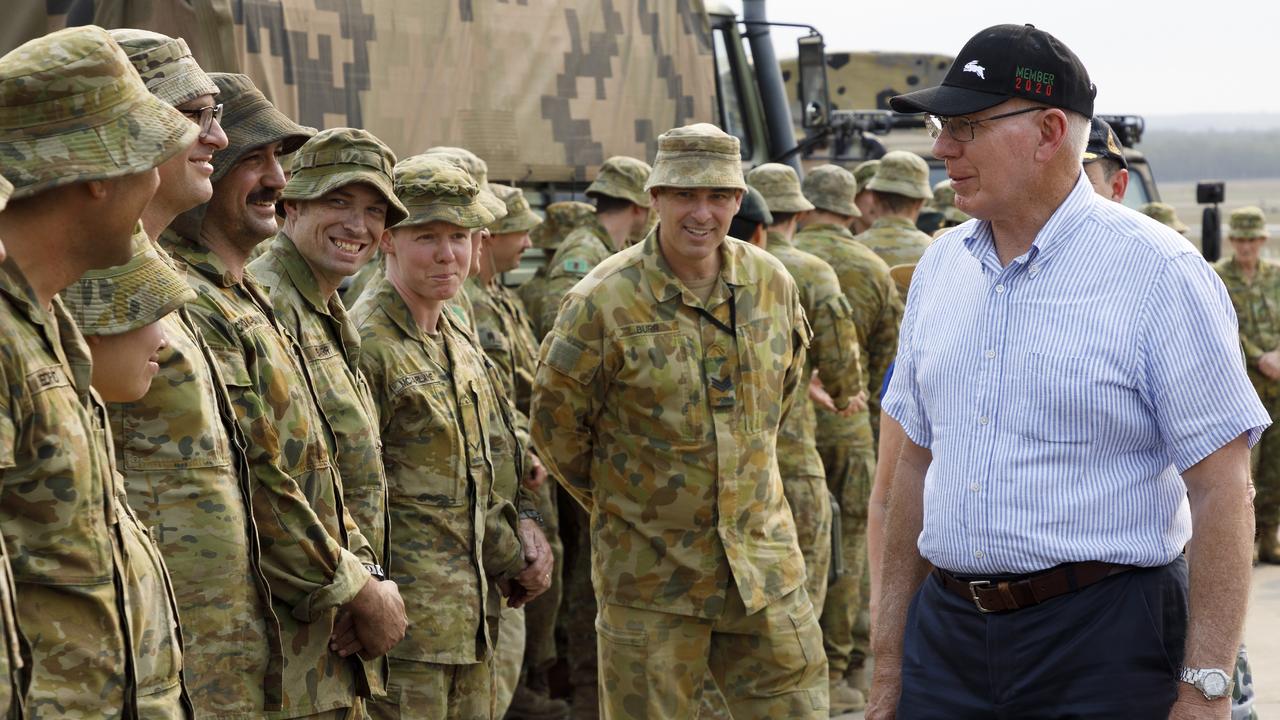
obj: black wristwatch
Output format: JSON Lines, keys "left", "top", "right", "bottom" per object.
{"left": 363, "top": 563, "right": 387, "bottom": 581}
{"left": 518, "top": 508, "right": 545, "bottom": 527}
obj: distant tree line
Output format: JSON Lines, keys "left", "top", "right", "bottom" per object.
{"left": 1141, "top": 130, "right": 1280, "bottom": 182}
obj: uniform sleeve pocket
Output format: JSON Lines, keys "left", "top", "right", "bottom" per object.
{"left": 544, "top": 335, "right": 600, "bottom": 386}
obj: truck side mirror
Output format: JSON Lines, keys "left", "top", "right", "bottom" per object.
{"left": 796, "top": 33, "right": 829, "bottom": 129}
{"left": 1197, "top": 181, "right": 1225, "bottom": 262}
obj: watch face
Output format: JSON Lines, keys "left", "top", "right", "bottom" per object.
{"left": 1202, "top": 672, "right": 1229, "bottom": 697}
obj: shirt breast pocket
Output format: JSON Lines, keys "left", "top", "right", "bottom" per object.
{"left": 388, "top": 372, "right": 466, "bottom": 507}
{"left": 614, "top": 326, "right": 705, "bottom": 444}
{"left": 1012, "top": 352, "right": 1098, "bottom": 444}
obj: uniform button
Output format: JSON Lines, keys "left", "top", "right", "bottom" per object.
{"left": 995, "top": 284, "right": 1006, "bottom": 294}
{"left": 985, "top": 350, "right": 996, "bottom": 359}
{"left": 974, "top": 550, "right": 985, "bottom": 559}
{"left": 969, "top": 483, "right": 981, "bottom": 492}
{"left": 978, "top": 416, "right": 989, "bottom": 425}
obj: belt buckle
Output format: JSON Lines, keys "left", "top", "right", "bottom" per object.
{"left": 968, "top": 580, "right": 996, "bottom": 613}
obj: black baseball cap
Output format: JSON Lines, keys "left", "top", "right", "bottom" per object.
{"left": 1082, "top": 117, "right": 1127, "bottom": 169}
{"left": 890, "top": 24, "right": 1096, "bottom": 118}
{"left": 735, "top": 186, "right": 774, "bottom": 227}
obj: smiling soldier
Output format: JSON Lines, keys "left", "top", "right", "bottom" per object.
{"left": 531, "top": 123, "right": 828, "bottom": 719}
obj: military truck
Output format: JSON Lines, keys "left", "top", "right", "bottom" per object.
{"left": 778, "top": 47, "right": 1164, "bottom": 211}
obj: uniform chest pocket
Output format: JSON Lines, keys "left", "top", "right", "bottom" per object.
{"left": 614, "top": 325, "right": 706, "bottom": 444}
{"left": 1012, "top": 352, "right": 1098, "bottom": 444}
{"left": 736, "top": 319, "right": 788, "bottom": 435}
{"left": 388, "top": 372, "right": 467, "bottom": 507}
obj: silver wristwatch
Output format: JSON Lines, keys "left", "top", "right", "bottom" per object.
{"left": 1179, "top": 667, "right": 1232, "bottom": 700}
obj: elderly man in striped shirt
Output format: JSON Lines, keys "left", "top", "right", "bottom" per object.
{"left": 869, "top": 24, "right": 1269, "bottom": 720}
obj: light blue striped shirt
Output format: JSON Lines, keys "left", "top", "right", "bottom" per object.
{"left": 883, "top": 172, "right": 1270, "bottom": 574}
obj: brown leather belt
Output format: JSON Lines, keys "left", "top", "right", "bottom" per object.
{"left": 936, "top": 561, "right": 1133, "bottom": 614}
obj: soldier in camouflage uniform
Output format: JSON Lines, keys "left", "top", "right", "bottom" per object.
{"left": 538, "top": 156, "right": 653, "bottom": 337}
{"left": 850, "top": 160, "right": 879, "bottom": 234}
{"left": 462, "top": 184, "right": 571, "bottom": 720}
{"left": 99, "top": 29, "right": 289, "bottom": 719}
{"left": 353, "top": 156, "right": 550, "bottom": 719}
{"left": 247, "top": 127, "right": 413, "bottom": 704}
{"left": 0, "top": 174, "right": 24, "bottom": 720}
{"left": 0, "top": 26, "right": 203, "bottom": 719}
{"left": 161, "top": 73, "right": 406, "bottom": 719}
{"left": 746, "top": 164, "right": 862, "bottom": 617}
{"left": 795, "top": 164, "right": 904, "bottom": 711}
{"left": 521, "top": 201, "right": 597, "bottom": 341}
{"left": 1081, "top": 117, "right": 1129, "bottom": 203}
{"left": 532, "top": 124, "right": 828, "bottom": 719}
{"left": 1214, "top": 206, "right": 1280, "bottom": 564}
{"left": 856, "top": 151, "right": 935, "bottom": 268}
{"left": 929, "top": 179, "right": 970, "bottom": 228}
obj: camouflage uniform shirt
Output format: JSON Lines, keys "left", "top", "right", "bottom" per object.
{"left": 108, "top": 283, "right": 280, "bottom": 716}
{"left": 518, "top": 265, "right": 552, "bottom": 341}
{"left": 854, "top": 216, "right": 932, "bottom": 268}
{"left": 0, "top": 259, "right": 185, "bottom": 719}
{"left": 159, "top": 229, "right": 373, "bottom": 717}
{"left": 351, "top": 274, "right": 525, "bottom": 664}
{"left": 531, "top": 228, "right": 812, "bottom": 618}
{"left": 1215, "top": 257, "right": 1280, "bottom": 403}
{"left": 764, "top": 231, "right": 861, "bottom": 479}
{"left": 249, "top": 233, "right": 389, "bottom": 566}
{"left": 539, "top": 218, "right": 617, "bottom": 337}
{"left": 796, "top": 223, "right": 903, "bottom": 438}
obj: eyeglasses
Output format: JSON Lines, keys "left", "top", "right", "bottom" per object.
{"left": 925, "top": 106, "right": 1046, "bottom": 143}
{"left": 179, "top": 103, "right": 224, "bottom": 138}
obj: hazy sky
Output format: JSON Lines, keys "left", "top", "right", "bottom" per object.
{"left": 721, "top": 0, "right": 1278, "bottom": 117}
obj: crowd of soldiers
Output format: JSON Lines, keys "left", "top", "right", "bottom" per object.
{"left": 0, "top": 19, "right": 1276, "bottom": 720}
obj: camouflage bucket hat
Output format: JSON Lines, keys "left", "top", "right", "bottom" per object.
{"left": 488, "top": 184, "right": 542, "bottom": 234}
{"left": 853, "top": 160, "right": 880, "bottom": 194}
{"left": 801, "top": 164, "right": 861, "bottom": 218}
{"left": 531, "top": 200, "right": 595, "bottom": 249}
{"left": 0, "top": 174, "right": 11, "bottom": 212}
{"left": 1139, "top": 202, "right": 1188, "bottom": 233}
{"left": 1229, "top": 206, "right": 1268, "bottom": 240}
{"left": 422, "top": 146, "right": 508, "bottom": 223}
{"left": 867, "top": 151, "right": 933, "bottom": 200}
{"left": 65, "top": 225, "right": 196, "bottom": 336}
{"left": 645, "top": 123, "right": 746, "bottom": 191}
{"left": 282, "top": 127, "right": 408, "bottom": 227}
{"left": 932, "top": 179, "right": 970, "bottom": 224}
{"left": 587, "top": 156, "right": 653, "bottom": 207}
{"left": 109, "top": 29, "right": 218, "bottom": 108}
{"left": 747, "top": 163, "right": 814, "bottom": 214}
{"left": 393, "top": 154, "right": 496, "bottom": 229}
{"left": 209, "top": 73, "right": 314, "bottom": 183}
{"left": 0, "top": 26, "right": 199, "bottom": 200}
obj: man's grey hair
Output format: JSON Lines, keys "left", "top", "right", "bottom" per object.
{"left": 1065, "top": 112, "right": 1091, "bottom": 162}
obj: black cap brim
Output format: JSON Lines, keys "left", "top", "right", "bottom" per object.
{"left": 890, "top": 83, "right": 1011, "bottom": 116}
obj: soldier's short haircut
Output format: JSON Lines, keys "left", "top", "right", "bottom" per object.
{"left": 729, "top": 217, "right": 764, "bottom": 242}
{"left": 767, "top": 211, "right": 797, "bottom": 228}
{"left": 1094, "top": 158, "right": 1125, "bottom": 183}
{"left": 594, "top": 193, "right": 639, "bottom": 215}
{"left": 871, "top": 190, "right": 926, "bottom": 215}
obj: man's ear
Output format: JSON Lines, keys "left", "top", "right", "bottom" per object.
{"left": 1035, "top": 108, "right": 1071, "bottom": 163}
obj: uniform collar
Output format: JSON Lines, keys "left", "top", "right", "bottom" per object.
{"left": 870, "top": 216, "right": 918, "bottom": 232}
{"left": 799, "top": 222, "right": 856, "bottom": 241}
{"left": 268, "top": 232, "right": 333, "bottom": 317}
{"left": 371, "top": 272, "right": 429, "bottom": 342}
{"left": 765, "top": 229, "right": 794, "bottom": 249}
{"left": 159, "top": 226, "right": 241, "bottom": 288}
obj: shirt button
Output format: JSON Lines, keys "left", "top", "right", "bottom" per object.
{"left": 970, "top": 483, "right": 981, "bottom": 492}
{"left": 1029, "top": 264, "right": 1040, "bottom": 275}
{"left": 978, "top": 416, "right": 990, "bottom": 425}
{"left": 984, "top": 350, "right": 996, "bottom": 359}
{"left": 974, "top": 550, "right": 985, "bottom": 559}
{"left": 995, "top": 284, "right": 1006, "bottom": 294}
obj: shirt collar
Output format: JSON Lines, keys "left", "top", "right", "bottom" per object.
{"left": 765, "top": 230, "right": 794, "bottom": 249}
{"left": 870, "top": 216, "right": 918, "bottom": 232}
{"left": 269, "top": 232, "right": 333, "bottom": 317}
{"left": 962, "top": 170, "right": 1098, "bottom": 270}
{"left": 370, "top": 272, "right": 422, "bottom": 341}
{"left": 640, "top": 225, "right": 757, "bottom": 303}
{"left": 800, "top": 222, "right": 856, "bottom": 240}
{"left": 159, "top": 227, "right": 241, "bottom": 288}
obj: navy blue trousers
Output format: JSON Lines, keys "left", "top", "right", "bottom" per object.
{"left": 898, "top": 557, "right": 1188, "bottom": 719}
